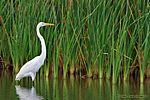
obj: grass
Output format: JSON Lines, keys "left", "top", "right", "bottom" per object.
{"left": 0, "top": 0, "right": 149, "bottom": 83}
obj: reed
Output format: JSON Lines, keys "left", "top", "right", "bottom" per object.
{"left": 0, "top": 0, "right": 149, "bottom": 83}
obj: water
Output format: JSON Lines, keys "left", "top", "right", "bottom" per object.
{"left": 0, "top": 70, "right": 150, "bottom": 100}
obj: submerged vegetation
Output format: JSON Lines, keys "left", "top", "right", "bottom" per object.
{"left": 0, "top": 0, "right": 149, "bottom": 83}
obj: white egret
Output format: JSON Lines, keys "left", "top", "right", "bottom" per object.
{"left": 15, "top": 22, "right": 54, "bottom": 81}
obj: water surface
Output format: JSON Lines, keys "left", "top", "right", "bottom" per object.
{"left": 0, "top": 70, "right": 150, "bottom": 100}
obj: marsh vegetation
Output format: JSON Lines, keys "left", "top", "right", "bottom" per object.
{"left": 0, "top": 0, "right": 150, "bottom": 83}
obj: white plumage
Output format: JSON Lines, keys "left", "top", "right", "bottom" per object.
{"left": 15, "top": 22, "right": 54, "bottom": 81}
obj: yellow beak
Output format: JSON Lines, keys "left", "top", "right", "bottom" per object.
{"left": 44, "top": 23, "right": 54, "bottom": 26}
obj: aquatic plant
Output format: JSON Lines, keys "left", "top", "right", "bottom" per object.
{"left": 0, "top": 0, "right": 149, "bottom": 83}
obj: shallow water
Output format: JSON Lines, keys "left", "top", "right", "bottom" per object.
{"left": 0, "top": 70, "right": 150, "bottom": 100}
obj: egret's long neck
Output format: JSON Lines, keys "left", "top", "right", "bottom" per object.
{"left": 36, "top": 26, "right": 46, "bottom": 60}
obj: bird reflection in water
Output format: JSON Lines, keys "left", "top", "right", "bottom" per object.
{"left": 15, "top": 85, "right": 43, "bottom": 100}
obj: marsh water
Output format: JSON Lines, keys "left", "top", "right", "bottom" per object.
{"left": 0, "top": 70, "right": 150, "bottom": 100}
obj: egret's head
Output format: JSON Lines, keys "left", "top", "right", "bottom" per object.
{"left": 37, "top": 22, "right": 54, "bottom": 28}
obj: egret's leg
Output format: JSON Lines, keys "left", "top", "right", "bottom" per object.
{"left": 19, "top": 81, "right": 20, "bottom": 84}
{"left": 32, "top": 80, "right": 35, "bottom": 86}
{"left": 30, "top": 72, "right": 36, "bottom": 81}
{"left": 16, "top": 80, "right": 21, "bottom": 85}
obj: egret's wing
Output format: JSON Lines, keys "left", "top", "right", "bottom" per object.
{"left": 19, "top": 56, "right": 40, "bottom": 73}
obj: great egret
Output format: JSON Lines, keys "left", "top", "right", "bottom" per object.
{"left": 15, "top": 22, "right": 54, "bottom": 81}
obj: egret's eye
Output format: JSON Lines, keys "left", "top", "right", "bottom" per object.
{"left": 38, "top": 22, "right": 45, "bottom": 27}
{"left": 42, "top": 22, "right": 44, "bottom": 26}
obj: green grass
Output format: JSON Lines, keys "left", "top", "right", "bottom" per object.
{"left": 0, "top": 0, "right": 149, "bottom": 83}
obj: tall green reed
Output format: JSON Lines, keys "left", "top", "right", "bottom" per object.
{"left": 0, "top": 0, "right": 149, "bottom": 83}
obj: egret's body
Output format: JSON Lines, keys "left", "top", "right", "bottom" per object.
{"left": 15, "top": 22, "right": 54, "bottom": 81}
